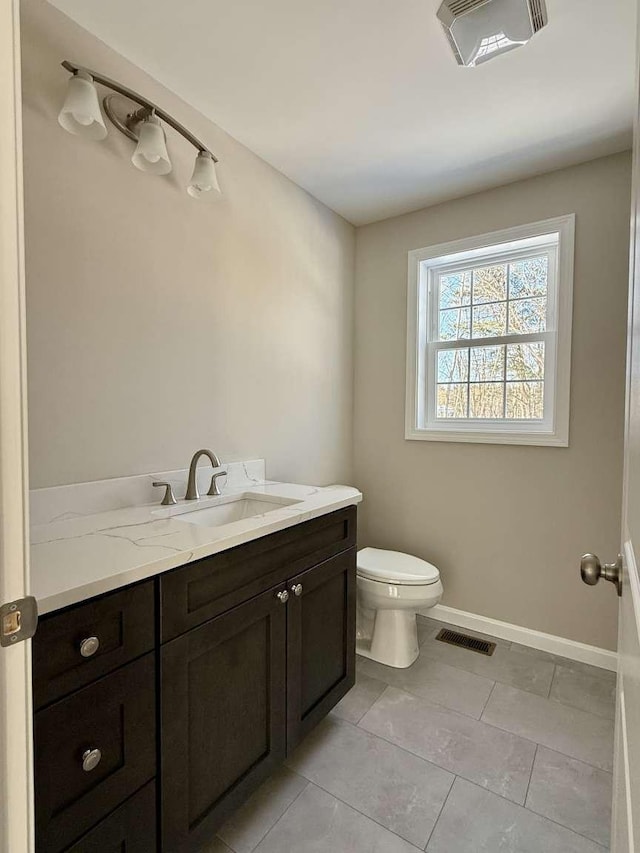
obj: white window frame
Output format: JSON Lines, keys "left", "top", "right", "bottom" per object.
{"left": 406, "top": 215, "right": 575, "bottom": 446}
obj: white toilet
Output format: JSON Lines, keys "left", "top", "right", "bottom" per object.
{"left": 356, "top": 547, "right": 443, "bottom": 669}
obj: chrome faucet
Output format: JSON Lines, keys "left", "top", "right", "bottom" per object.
{"left": 185, "top": 448, "right": 222, "bottom": 501}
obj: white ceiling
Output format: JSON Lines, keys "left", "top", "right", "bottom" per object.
{"left": 49, "top": 0, "right": 636, "bottom": 225}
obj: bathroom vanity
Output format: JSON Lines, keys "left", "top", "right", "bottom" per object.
{"left": 29, "top": 467, "right": 360, "bottom": 853}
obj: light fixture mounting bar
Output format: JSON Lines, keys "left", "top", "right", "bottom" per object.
{"left": 61, "top": 60, "right": 218, "bottom": 162}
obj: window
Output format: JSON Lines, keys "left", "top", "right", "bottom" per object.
{"left": 406, "top": 216, "right": 574, "bottom": 446}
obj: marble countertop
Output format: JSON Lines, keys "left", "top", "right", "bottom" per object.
{"left": 31, "top": 478, "right": 362, "bottom": 615}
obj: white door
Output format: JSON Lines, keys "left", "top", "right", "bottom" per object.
{"left": 609, "top": 8, "right": 640, "bottom": 848}
{"left": 0, "top": 1, "right": 35, "bottom": 851}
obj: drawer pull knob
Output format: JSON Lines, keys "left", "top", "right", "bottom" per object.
{"left": 291, "top": 584, "right": 303, "bottom": 597}
{"left": 79, "top": 636, "right": 100, "bottom": 658}
{"left": 276, "top": 590, "right": 289, "bottom": 604}
{"left": 82, "top": 748, "right": 102, "bottom": 772}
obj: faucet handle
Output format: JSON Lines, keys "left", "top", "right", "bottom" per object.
{"left": 153, "top": 481, "right": 177, "bottom": 506}
{"left": 207, "top": 470, "right": 227, "bottom": 497}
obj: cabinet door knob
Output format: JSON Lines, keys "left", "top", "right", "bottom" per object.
{"left": 82, "top": 748, "right": 102, "bottom": 772}
{"left": 276, "top": 590, "right": 289, "bottom": 604}
{"left": 79, "top": 636, "right": 100, "bottom": 658}
{"left": 291, "top": 584, "right": 303, "bottom": 597}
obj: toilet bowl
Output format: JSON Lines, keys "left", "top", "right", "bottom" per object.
{"left": 356, "top": 547, "right": 443, "bottom": 669}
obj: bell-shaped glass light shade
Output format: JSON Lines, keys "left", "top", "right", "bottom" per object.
{"left": 58, "top": 71, "right": 107, "bottom": 140}
{"left": 131, "top": 116, "right": 172, "bottom": 175}
{"left": 187, "top": 151, "right": 221, "bottom": 198}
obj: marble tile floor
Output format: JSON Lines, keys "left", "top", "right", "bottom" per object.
{"left": 204, "top": 616, "right": 616, "bottom": 853}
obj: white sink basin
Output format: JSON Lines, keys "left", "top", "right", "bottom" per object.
{"left": 169, "top": 495, "right": 301, "bottom": 529}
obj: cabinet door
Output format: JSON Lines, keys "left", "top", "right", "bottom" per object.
{"left": 286, "top": 548, "right": 356, "bottom": 751}
{"left": 160, "top": 506, "right": 356, "bottom": 642}
{"left": 161, "top": 585, "right": 287, "bottom": 852}
{"left": 34, "top": 654, "right": 156, "bottom": 853}
{"left": 63, "top": 782, "right": 156, "bottom": 853}
{"left": 33, "top": 581, "right": 155, "bottom": 710}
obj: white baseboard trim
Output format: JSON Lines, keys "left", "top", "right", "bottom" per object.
{"left": 422, "top": 604, "right": 618, "bottom": 672}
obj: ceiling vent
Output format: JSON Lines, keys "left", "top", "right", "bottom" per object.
{"left": 437, "top": 0, "right": 548, "bottom": 67}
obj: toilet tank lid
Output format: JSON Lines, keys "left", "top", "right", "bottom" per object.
{"left": 357, "top": 547, "right": 440, "bottom": 585}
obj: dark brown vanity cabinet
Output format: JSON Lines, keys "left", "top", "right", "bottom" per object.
{"left": 286, "top": 548, "right": 356, "bottom": 750}
{"left": 160, "top": 585, "right": 288, "bottom": 851}
{"left": 32, "top": 581, "right": 157, "bottom": 853}
{"left": 160, "top": 546, "right": 356, "bottom": 851}
{"left": 33, "top": 506, "right": 357, "bottom": 853}
{"left": 32, "top": 581, "right": 155, "bottom": 711}
{"left": 64, "top": 782, "right": 157, "bottom": 853}
{"left": 160, "top": 507, "right": 356, "bottom": 852}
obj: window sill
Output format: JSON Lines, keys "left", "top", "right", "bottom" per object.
{"left": 405, "top": 426, "right": 569, "bottom": 447}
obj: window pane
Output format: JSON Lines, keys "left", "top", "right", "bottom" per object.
{"left": 439, "top": 307, "right": 471, "bottom": 340}
{"left": 506, "top": 342, "right": 545, "bottom": 381}
{"left": 506, "top": 381, "right": 544, "bottom": 419}
{"left": 508, "top": 297, "right": 546, "bottom": 334}
{"left": 438, "top": 349, "right": 469, "bottom": 382}
{"left": 470, "top": 383, "right": 504, "bottom": 418}
{"left": 437, "top": 384, "right": 468, "bottom": 418}
{"left": 472, "top": 302, "right": 507, "bottom": 338}
{"left": 509, "top": 257, "right": 548, "bottom": 299}
{"left": 440, "top": 271, "right": 471, "bottom": 309}
{"left": 472, "top": 265, "right": 507, "bottom": 304}
{"left": 470, "top": 345, "right": 504, "bottom": 382}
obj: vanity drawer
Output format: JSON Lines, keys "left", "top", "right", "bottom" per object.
{"left": 33, "top": 581, "right": 155, "bottom": 710}
{"left": 160, "top": 505, "right": 357, "bottom": 641}
{"left": 63, "top": 781, "right": 156, "bottom": 853}
{"left": 34, "top": 653, "right": 156, "bottom": 853}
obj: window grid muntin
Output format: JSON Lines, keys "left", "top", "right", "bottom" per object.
{"left": 436, "top": 254, "right": 550, "bottom": 342}
{"left": 427, "top": 245, "right": 556, "bottom": 427}
{"left": 431, "top": 341, "right": 550, "bottom": 422}
{"left": 433, "top": 346, "right": 546, "bottom": 420}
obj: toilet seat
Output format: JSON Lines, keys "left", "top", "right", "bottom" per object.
{"left": 357, "top": 547, "right": 440, "bottom": 586}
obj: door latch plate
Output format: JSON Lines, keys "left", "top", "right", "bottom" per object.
{"left": 0, "top": 596, "right": 38, "bottom": 647}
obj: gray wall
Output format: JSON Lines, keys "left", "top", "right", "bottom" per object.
{"left": 354, "top": 153, "right": 631, "bottom": 650}
{"left": 22, "top": 0, "right": 355, "bottom": 489}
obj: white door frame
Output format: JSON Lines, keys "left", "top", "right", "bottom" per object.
{"left": 0, "top": 0, "right": 34, "bottom": 851}
{"left": 610, "top": 4, "right": 640, "bottom": 850}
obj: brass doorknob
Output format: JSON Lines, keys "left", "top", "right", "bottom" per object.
{"left": 580, "top": 553, "right": 622, "bottom": 596}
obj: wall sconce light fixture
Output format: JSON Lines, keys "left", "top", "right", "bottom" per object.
{"left": 57, "top": 60, "right": 221, "bottom": 198}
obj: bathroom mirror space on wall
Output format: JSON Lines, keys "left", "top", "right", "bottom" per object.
{"left": 14, "top": 0, "right": 639, "bottom": 852}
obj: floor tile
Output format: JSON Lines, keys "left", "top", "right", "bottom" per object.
{"left": 416, "top": 615, "right": 438, "bottom": 645}
{"left": 427, "top": 777, "right": 606, "bottom": 853}
{"left": 482, "top": 683, "right": 614, "bottom": 771}
{"left": 332, "top": 672, "right": 387, "bottom": 724}
{"left": 286, "top": 716, "right": 453, "bottom": 848}
{"left": 253, "top": 783, "right": 422, "bottom": 853}
{"left": 217, "top": 767, "right": 308, "bottom": 853}
{"left": 201, "top": 839, "right": 234, "bottom": 853}
{"left": 419, "top": 633, "right": 555, "bottom": 696}
{"left": 550, "top": 664, "right": 616, "bottom": 720}
{"left": 356, "top": 652, "right": 494, "bottom": 718}
{"left": 526, "top": 746, "right": 613, "bottom": 847}
{"left": 359, "top": 687, "right": 536, "bottom": 803}
{"left": 509, "top": 644, "right": 616, "bottom": 675}
{"left": 509, "top": 642, "right": 579, "bottom": 665}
